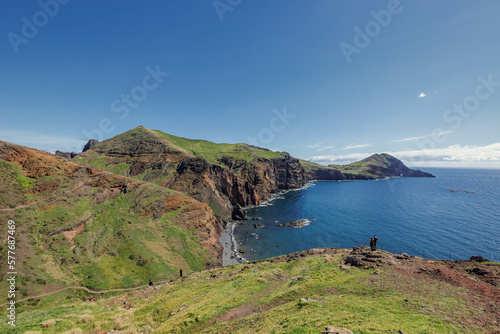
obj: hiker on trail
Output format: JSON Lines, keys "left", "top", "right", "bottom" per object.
{"left": 149, "top": 279, "right": 153, "bottom": 287}
{"left": 179, "top": 268, "right": 183, "bottom": 278}
{"left": 370, "top": 235, "right": 379, "bottom": 251}
{"left": 89, "top": 296, "right": 95, "bottom": 302}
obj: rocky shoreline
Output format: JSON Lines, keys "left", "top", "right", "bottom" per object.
{"left": 220, "top": 222, "right": 246, "bottom": 266}
{"left": 222, "top": 181, "right": 318, "bottom": 265}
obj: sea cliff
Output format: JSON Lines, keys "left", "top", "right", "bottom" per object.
{"left": 72, "top": 127, "right": 434, "bottom": 224}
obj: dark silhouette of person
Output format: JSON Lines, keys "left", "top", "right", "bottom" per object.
{"left": 149, "top": 279, "right": 153, "bottom": 287}
{"left": 370, "top": 235, "right": 379, "bottom": 251}
{"left": 179, "top": 268, "right": 183, "bottom": 278}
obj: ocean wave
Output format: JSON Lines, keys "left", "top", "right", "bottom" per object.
{"left": 245, "top": 182, "right": 317, "bottom": 209}
{"left": 289, "top": 183, "right": 315, "bottom": 192}
{"left": 296, "top": 219, "right": 311, "bottom": 228}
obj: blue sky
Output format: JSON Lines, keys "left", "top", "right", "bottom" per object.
{"left": 1, "top": 0, "right": 500, "bottom": 168}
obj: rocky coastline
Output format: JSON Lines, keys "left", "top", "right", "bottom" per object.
{"left": 69, "top": 129, "right": 436, "bottom": 268}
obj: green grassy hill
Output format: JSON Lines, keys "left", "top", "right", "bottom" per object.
{"left": 11, "top": 249, "right": 499, "bottom": 333}
{"left": 302, "top": 153, "right": 434, "bottom": 180}
{"left": 74, "top": 126, "right": 306, "bottom": 220}
{"left": 153, "top": 129, "right": 288, "bottom": 164}
{"left": 74, "top": 126, "right": 286, "bottom": 172}
{"left": 0, "top": 141, "right": 221, "bottom": 304}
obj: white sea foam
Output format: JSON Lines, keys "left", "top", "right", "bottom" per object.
{"left": 231, "top": 223, "right": 249, "bottom": 263}
{"left": 294, "top": 219, "right": 311, "bottom": 228}
{"left": 244, "top": 181, "right": 316, "bottom": 209}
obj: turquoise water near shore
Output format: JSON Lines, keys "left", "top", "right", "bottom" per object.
{"left": 233, "top": 168, "right": 500, "bottom": 262}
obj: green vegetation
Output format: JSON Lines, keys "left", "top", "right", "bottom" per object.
{"left": 73, "top": 154, "right": 131, "bottom": 176}
{"left": 0, "top": 161, "right": 32, "bottom": 208}
{"left": 11, "top": 252, "right": 494, "bottom": 333}
{"left": 0, "top": 158, "right": 213, "bottom": 303}
{"left": 74, "top": 126, "right": 291, "bottom": 199}
{"left": 15, "top": 173, "right": 35, "bottom": 189}
{"left": 154, "top": 130, "right": 287, "bottom": 163}
{"left": 335, "top": 153, "right": 393, "bottom": 176}
{"left": 300, "top": 154, "right": 401, "bottom": 179}
{"left": 0, "top": 137, "right": 489, "bottom": 333}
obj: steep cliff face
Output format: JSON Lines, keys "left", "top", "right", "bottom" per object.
{"left": 75, "top": 127, "right": 309, "bottom": 221}
{"left": 304, "top": 165, "right": 345, "bottom": 181}
{"left": 167, "top": 154, "right": 308, "bottom": 220}
{"left": 74, "top": 127, "right": 433, "bottom": 223}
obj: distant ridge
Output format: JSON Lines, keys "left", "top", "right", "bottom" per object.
{"left": 340, "top": 153, "right": 435, "bottom": 178}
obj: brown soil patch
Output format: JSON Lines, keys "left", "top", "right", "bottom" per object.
{"left": 29, "top": 179, "right": 61, "bottom": 194}
{"left": 0, "top": 202, "right": 37, "bottom": 211}
{"left": 38, "top": 203, "right": 56, "bottom": 211}
{"left": 0, "top": 140, "right": 78, "bottom": 178}
{"left": 62, "top": 222, "right": 87, "bottom": 244}
{"left": 163, "top": 194, "right": 195, "bottom": 211}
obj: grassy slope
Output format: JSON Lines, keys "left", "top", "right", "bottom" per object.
{"left": 12, "top": 251, "right": 496, "bottom": 334}
{"left": 335, "top": 153, "right": 393, "bottom": 175}
{"left": 75, "top": 127, "right": 287, "bottom": 171}
{"left": 298, "top": 159, "right": 340, "bottom": 173}
{"left": 0, "top": 159, "right": 211, "bottom": 303}
{"left": 300, "top": 154, "right": 398, "bottom": 179}
{"left": 153, "top": 130, "right": 287, "bottom": 164}
{"left": 0, "top": 160, "right": 32, "bottom": 209}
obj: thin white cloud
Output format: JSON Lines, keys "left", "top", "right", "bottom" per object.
{"left": 307, "top": 143, "right": 335, "bottom": 151}
{"left": 342, "top": 143, "right": 372, "bottom": 150}
{"left": 307, "top": 143, "right": 322, "bottom": 149}
{"left": 391, "top": 130, "right": 455, "bottom": 143}
{"left": 317, "top": 145, "right": 335, "bottom": 152}
{"left": 0, "top": 129, "right": 86, "bottom": 153}
{"left": 418, "top": 90, "right": 441, "bottom": 99}
{"left": 308, "top": 143, "right": 500, "bottom": 168}
{"left": 389, "top": 143, "right": 500, "bottom": 167}
{"left": 308, "top": 153, "right": 373, "bottom": 165}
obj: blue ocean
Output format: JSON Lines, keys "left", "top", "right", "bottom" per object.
{"left": 233, "top": 168, "right": 500, "bottom": 262}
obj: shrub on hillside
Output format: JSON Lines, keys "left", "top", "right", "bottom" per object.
{"left": 40, "top": 319, "right": 56, "bottom": 327}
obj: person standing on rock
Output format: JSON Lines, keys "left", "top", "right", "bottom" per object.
{"left": 179, "top": 268, "right": 183, "bottom": 278}
{"left": 149, "top": 279, "right": 153, "bottom": 287}
{"left": 370, "top": 235, "right": 379, "bottom": 251}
